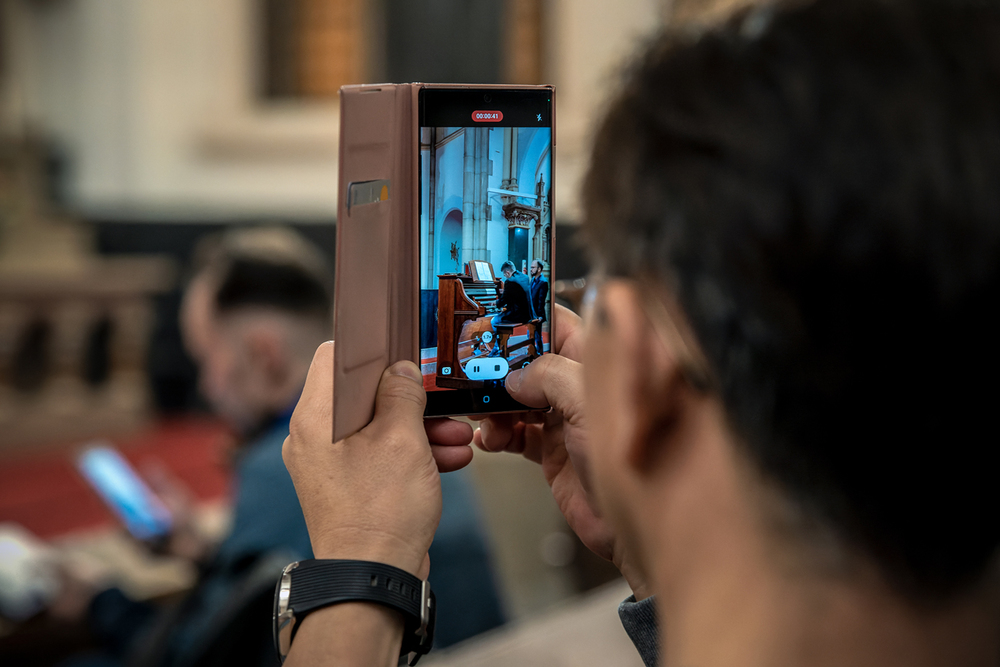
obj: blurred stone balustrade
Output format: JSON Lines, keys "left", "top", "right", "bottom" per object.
{"left": 0, "top": 138, "right": 175, "bottom": 452}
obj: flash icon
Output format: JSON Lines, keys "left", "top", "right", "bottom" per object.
{"left": 537, "top": 114, "right": 542, "bottom": 122}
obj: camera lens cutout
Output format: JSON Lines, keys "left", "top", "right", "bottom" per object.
{"left": 484, "top": 94, "right": 492, "bottom": 103}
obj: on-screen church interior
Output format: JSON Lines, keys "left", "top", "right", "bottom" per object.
{"left": 419, "top": 126, "right": 552, "bottom": 390}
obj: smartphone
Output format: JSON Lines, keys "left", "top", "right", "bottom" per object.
{"left": 76, "top": 444, "right": 173, "bottom": 541}
{"left": 419, "top": 88, "right": 554, "bottom": 417}
{"left": 333, "top": 83, "right": 554, "bottom": 439}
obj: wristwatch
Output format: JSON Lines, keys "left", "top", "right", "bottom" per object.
{"left": 273, "top": 559, "right": 435, "bottom": 665}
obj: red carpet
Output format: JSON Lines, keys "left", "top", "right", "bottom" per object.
{"left": 0, "top": 417, "right": 233, "bottom": 539}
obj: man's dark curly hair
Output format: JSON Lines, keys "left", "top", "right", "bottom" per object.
{"left": 584, "top": 0, "right": 1000, "bottom": 601}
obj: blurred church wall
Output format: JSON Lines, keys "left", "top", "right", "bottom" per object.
{"left": 1, "top": 0, "right": 669, "bottom": 223}
{"left": 1, "top": 0, "right": 341, "bottom": 220}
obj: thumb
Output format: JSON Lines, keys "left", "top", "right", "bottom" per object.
{"left": 504, "top": 354, "right": 583, "bottom": 417}
{"left": 370, "top": 361, "right": 427, "bottom": 432}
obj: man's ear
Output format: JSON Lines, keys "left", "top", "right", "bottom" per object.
{"left": 600, "top": 281, "right": 692, "bottom": 475}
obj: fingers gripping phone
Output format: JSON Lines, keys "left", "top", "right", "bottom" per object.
{"left": 76, "top": 444, "right": 173, "bottom": 542}
{"left": 334, "top": 84, "right": 555, "bottom": 441}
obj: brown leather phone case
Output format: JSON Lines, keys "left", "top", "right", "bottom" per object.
{"left": 333, "top": 83, "right": 554, "bottom": 442}
{"left": 334, "top": 84, "right": 420, "bottom": 443}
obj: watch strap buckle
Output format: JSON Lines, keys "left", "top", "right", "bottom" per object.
{"left": 274, "top": 561, "right": 299, "bottom": 663}
{"left": 406, "top": 581, "right": 434, "bottom": 665}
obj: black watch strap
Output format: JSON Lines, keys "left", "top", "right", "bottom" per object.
{"left": 274, "top": 559, "right": 435, "bottom": 665}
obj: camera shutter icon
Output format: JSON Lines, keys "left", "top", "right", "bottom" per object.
{"left": 442, "top": 366, "right": 452, "bottom": 375}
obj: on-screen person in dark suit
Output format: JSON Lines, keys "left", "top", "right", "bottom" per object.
{"left": 529, "top": 259, "right": 548, "bottom": 353}
{"left": 492, "top": 260, "right": 535, "bottom": 326}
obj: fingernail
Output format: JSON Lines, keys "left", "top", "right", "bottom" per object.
{"left": 389, "top": 361, "right": 422, "bottom": 383}
{"left": 505, "top": 369, "right": 523, "bottom": 393}
{"left": 475, "top": 423, "right": 491, "bottom": 450}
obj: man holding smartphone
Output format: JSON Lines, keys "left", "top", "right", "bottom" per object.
{"left": 279, "top": 0, "right": 1000, "bottom": 665}
{"left": 53, "top": 229, "right": 329, "bottom": 667}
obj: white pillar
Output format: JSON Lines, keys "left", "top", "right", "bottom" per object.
{"left": 477, "top": 128, "right": 490, "bottom": 262}
{"left": 462, "top": 128, "right": 476, "bottom": 269}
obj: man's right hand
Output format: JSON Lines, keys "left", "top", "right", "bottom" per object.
{"left": 283, "top": 343, "right": 473, "bottom": 579}
{"left": 474, "top": 305, "right": 650, "bottom": 599}
{"left": 280, "top": 344, "right": 474, "bottom": 666}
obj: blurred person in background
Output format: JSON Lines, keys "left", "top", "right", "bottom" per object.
{"left": 53, "top": 227, "right": 503, "bottom": 667}
{"left": 277, "top": 0, "right": 1000, "bottom": 665}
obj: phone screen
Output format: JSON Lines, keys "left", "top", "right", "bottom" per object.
{"left": 77, "top": 445, "right": 173, "bottom": 541}
{"left": 419, "top": 88, "right": 553, "bottom": 416}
